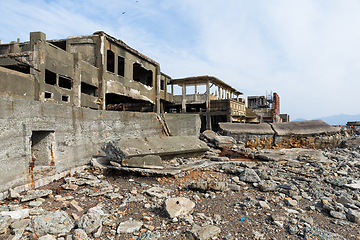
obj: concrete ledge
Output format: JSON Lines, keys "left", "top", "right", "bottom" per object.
{"left": 271, "top": 120, "right": 340, "bottom": 136}
{"left": 219, "top": 123, "right": 273, "bottom": 134}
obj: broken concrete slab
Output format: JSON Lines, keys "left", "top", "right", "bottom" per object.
{"left": 219, "top": 120, "right": 342, "bottom": 149}
{"left": 102, "top": 136, "right": 209, "bottom": 163}
{"left": 121, "top": 155, "right": 164, "bottom": 169}
{"left": 108, "top": 160, "right": 212, "bottom": 177}
{"left": 272, "top": 120, "right": 341, "bottom": 148}
{"left": 214, "top": 136, "right": 236, "bottom": 148}
{"left": 272, "top": 120, "right": 340, "bottom": 136}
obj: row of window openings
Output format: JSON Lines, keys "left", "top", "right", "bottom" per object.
{"left": 44, "top": 92, "right": 69, "bottom": 102}
{"left": 45, "top": 69, "right": 98, "bottom": 97}
{"left": 106, "top": 50, "right": 153, "bottom": 87}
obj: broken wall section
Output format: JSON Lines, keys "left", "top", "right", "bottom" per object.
{"left": 219, "top": 120, "right": 341, "bottom": 149}
{"left": 0, "top": 94, "right": 201, "bottom": 193}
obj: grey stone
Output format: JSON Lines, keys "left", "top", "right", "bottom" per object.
{"left": 0, "top": 209, "right": 30, "bottom": 220}
{"left": 209, "top": 156, "right": 230, "bottom": 161}
{"left": 238, "top": 168, "right": 261, "bottom": 183}
{"left": 347, "top": 209, "right": 360, "bottom": 224}
{"left": 137, "top": 231, "right": 161, "bottom": 240}
{"left": 7, "top": 189, "right": 20, "bottom": 199}
{"left": 144, "top": 187, "right": 168, "bottom": 198}
{"left": 228, "top": 184, "right": 241, "bottom": 191}
{"left": 32, "top": 210, "right": 74, "bottom": 235}
{"left": 259, "top": 180, "right": 277, "bottom": 192}
{"left": 190, "top": 181, "right": 228, "bottom": 192}
{"left": 304, "top": 226, "right": 345, "bottom": 240}
{"left": 10, "top": 219, "right": 31, "bottom": 230}
{"left": 258, "top": 201, "right": 270, "bottom": 209}
{"left": 330, "top": 211, "right": 347, "bottom": 220}
{"left": 287, "top": 199, "right": 298, "bottom": 207}
{"left": 187, "top": 224, "right": 221, "bottom": 240}
{"left": 28, "top": 200, "right": 43, "bottom": 207}
{"left": 38, "top": 235, "right": 57, "bottom": 240}
{"left": 117, "top": 220, "right": 143, "bottom": 234}
{"left": 300, "top": 216, "right": 313, "bottom": 225}
{"left": 0, "top": 215, "right": 11, "bottom": 234}
{"left": 271, "top": 214, "right": 285, "bottom": 222}
{"left": 73, "top": 229, "right": 89, "bottom": 240}
{"left": 21, "top": 190, "right": 52, "bottom": 202}
{"left": 164, "top": 197, "right": 195, "bottom": 218}
{"left": 77, "top": 211, "right": 102, "bottom": 234}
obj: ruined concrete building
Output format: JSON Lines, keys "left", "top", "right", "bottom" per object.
{"left": 0, "top": 31, "right": 172, "bottom": 113}
{"left": 167, "top": 76, "right": 260, "bottom": 130}
{"left": 0, "top": 31, "right": 290, "bottom": 194}
{"left": 247, "top": 92, "right": 289, "bottom": 123}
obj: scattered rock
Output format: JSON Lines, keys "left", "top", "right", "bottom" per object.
{"left": 32, "top": 210, "right": 74, "bottom": 235}
{"left": 77, "top": 211, "right": 102, "bottom": 234}
{"left": 238, "top": 168, "right": 261, "bottom": 183}
{"left": 117, "top": 220, "right": 143, "bottom": 233}
{"left": 164, "top": 197, "right": 195, "bottom": 218}
{"left": 187, "top": 224, "right": 221, "bottom": 240}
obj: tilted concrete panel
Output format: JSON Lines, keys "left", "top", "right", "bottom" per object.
{"left": 102, "top": 136, "right": 209, "bottom": 162}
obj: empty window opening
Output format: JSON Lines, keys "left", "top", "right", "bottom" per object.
{"left": 133, "top": 63, "right": 153, "bottom": 87}
{"left": 61, "top": 95, "right": 69, "bottom": 102}
{"left": 2, "top": 65, "right": 30, "bottom": 74}
{"left": 49, "top": 41, "right": 66, "bottom": 51}
{"left": 31, "top": 131, "right": 55, "bottom": 167}
{"left": 45, "top": 69, "right": 56, "bottom": 85}
{"left": 81, "top": 82, "right": 98, "bottom": 96}
{"left": 160, "top": 80, "right": 165, "bottom": 91}
{"left": 107, "top": 50, "right": 115, "bottom": 73}
{"left": 58, "top": 75, "right": 72, "bottom": 89}
{"left": 118, "top": 56, "right": 125, "bottom": 77}
{"left": 44, "top": 91, "right": 53, "bottom": 99}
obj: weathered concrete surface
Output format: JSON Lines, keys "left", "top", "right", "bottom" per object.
{"left": 219, "top": 120, "right": 341, "bottom": 149}
{"left": 121, "top": 155, "right": 164, "bottom": 169}
{"left": 102, "top": 136, "right": 209, "bottom": 162}
{"left": 219, "top": 122, "right": 274, "bottom": 148}
{"left": 0, "top": 95, "right": 201, "bottom": 193}
{"left": 272, "top": 120, "right": 341, "bottom": 149}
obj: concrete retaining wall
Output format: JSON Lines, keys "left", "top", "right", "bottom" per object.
{"left": 0, "top": 95, "right": 200, "bottom": 192}
{"left": 219, "top": 120, "right": 341, "bottom": 149}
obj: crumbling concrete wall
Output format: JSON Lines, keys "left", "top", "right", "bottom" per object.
{"left": 219, "top": 120, "right": 341, "bottom": 149}
{"left": 0, "top": 95, "right": 200, "bottom": 192}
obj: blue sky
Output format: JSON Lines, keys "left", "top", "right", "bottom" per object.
{"left": 1, "top": 0, "right": 360, "bottom": 121}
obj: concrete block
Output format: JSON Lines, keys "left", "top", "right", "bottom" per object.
{"left": 122, "top": 155, "right": 164, "bottom": 169}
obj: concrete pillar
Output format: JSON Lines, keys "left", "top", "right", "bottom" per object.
{"left": 98, "top": 35, "right": 106, "bottom": 110}
{"left": 181, "top": 81, "right": 186, "bottom": 113}
{"left": 155, "top": 65, "right": 161, "bottom": 114}
{"left": 218, "top": 86, "right": 221, "bottom": 99}
{"left": 72, "top": 53, "right": 82, "bottom": 107}
{"left": 194, "top": 83, "right": 197, "bottom": 102}
{"left": 30, "top": 32, "right": 46, "bottom": 102}
{"left": 206, "top": 79, "right": 211, "bottom": 130}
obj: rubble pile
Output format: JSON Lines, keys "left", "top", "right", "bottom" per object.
{"left": 1, "top": 132, "right": 360, "bottom": 239}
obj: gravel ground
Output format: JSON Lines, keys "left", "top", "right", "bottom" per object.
{"left": 1, "top": 141, "right": 360, "bottom": 239}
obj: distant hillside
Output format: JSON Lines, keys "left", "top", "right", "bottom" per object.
{"left": 292, "top": 114, "right": 360, "bottom": 125}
